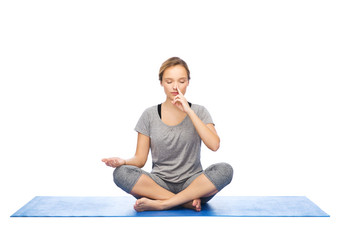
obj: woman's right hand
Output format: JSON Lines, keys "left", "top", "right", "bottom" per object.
{"left": 101, "top": 157, "right": 126, "bottom": 168}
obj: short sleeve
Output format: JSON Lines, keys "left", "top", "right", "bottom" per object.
{"left": 195, "top": 105, "right": 214, "bottom": 125}
{"left": 134, "top": 109, "right": 150, "bottom": 136}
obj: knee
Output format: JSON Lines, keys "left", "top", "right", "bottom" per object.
{"left": 218, "top": 162, "right": 233, "bottom": 186}
{"left": 113, "top": 165, "right": 127, "bottom": 186}
{"left": 205, "top": 162, "right": 233, "bottom": 191}
{"left": 113, "top": 165, "right": 142, "bottom": 193}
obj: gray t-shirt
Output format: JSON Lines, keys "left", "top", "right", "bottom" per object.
{"left": 135, "top": 104, "right": 214, "bottom": 183}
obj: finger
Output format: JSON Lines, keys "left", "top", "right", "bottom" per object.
{"left": 172, "top": 98, "right": 179, "bottom": 104}
{"left": 174, "top": 95, "right": 182, "bottom": 102}
{"left": 177, "top": 87, "right": 182, "bottom": 95}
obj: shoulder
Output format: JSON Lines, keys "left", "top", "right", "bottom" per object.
{"left": 191, "top": 103, "right": 209, "bottom": 113}
{"left": 135, "top": 105, "right": 158, "bottom": 132}
{"left": 191, "top": 103, "right": 214, "bottom": 124}
{"left": 138, "top": 105, "right": 158, "bottom": 119}
{"left": 143, "top": 105, "right": 157, "bottom": 113}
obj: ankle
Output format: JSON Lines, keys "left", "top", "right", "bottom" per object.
{"left": 159, "top": 200, "right": 172, "bottom": 210}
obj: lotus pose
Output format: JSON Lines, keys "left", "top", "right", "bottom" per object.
{"left": 102, "top": 57, "right": 233, "bottom": 212}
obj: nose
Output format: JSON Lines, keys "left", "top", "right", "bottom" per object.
{"left": 173, "top": 83, "right": 178, "bottom": 91}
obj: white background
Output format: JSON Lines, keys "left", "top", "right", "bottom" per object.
{"left": 1, "top": 0, "right": 337, "bottom": 239}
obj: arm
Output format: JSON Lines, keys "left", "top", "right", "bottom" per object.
{"left": 187, "top": 110, "right": 220, "bottom": 151}
{"left": 102, "top": 132, "right": 150, "bottom": 168}
{"left": 172, "top": 88, "right": 220, "bottom": 151}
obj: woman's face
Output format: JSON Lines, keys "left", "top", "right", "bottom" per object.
{"left": 161, "top": 65, "right": 189, "bottom": 101}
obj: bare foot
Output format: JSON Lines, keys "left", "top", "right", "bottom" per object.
{"left": 183, "top": 199, "right": 202, "bottom": 212}
{"left": 134, "top": 198, "right": 166, "bottom": 212}
{"left": 192, "top": 199, "right": 202, "bottom": 211}
{"left": 134, "top": 198, "right": 202, "bottom": 212}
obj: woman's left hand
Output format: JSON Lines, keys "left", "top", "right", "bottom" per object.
{"left": 171, "top": 87, "right": 191, "bottom": 113}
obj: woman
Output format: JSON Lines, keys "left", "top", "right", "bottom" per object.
{"left": 102, "top": 57, "right": 233, "bottom": 212}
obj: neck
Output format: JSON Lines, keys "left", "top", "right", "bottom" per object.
{"left": 163, "top": 98, "right": 183, "bottom": 113}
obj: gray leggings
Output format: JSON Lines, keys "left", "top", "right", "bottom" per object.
{"left": 113, "top": 162, "right": 233, "bottom": 203}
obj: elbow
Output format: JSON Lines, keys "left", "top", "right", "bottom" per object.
{"left": 138, "top": 162, "right": 146, "bottom": 168}
{"left": 130, "top": 162, "right": 145, "bottom": 168}
{"left": 209, "top": 140, "right": 220, "bottom": 152}
{"left": 135, "top": 156, "right": 147, "bottom": 168}
{"left": 205, "top": 136, "right": 220, "bottom": 152}
{"left": 210, "top": 144, "right": 220, "bottom": 152}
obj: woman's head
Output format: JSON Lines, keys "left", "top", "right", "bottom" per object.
{"left": 159, "top": 57, "right": 190, "bottom": 100}
{"left": 159, "top": 57, "right": 190, "bottom": 82}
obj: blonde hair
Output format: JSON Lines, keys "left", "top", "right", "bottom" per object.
{"left": 159, "top": 57, "right": 190, "bottom": 82}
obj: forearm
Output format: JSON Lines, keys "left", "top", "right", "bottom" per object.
{"left": 187, "top": 109, "right": 220, "bottom": 151}
{"left": 102, "top": 133, "right": 149, "bottom": 168}
{"left": 125, "top": 155, "right": 147, "bottom": 168}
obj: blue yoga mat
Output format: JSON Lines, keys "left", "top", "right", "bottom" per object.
{"left": 11, "top": 196, "right": 329, "bottom": 217}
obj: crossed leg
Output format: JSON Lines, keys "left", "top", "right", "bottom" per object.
{"left": 130, "top": 173, "right": 217, "bottom": 212}
{"left": 113, "top": 163, "right": 233, "bottom": 212}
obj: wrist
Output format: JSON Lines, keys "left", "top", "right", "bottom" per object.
{"left": 186, "top": 108, "right": 194, "bottom": 116}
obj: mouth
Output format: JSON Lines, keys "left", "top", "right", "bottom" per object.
{"left": 171, "top": 92, "right": 178, "bottom": 96}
